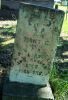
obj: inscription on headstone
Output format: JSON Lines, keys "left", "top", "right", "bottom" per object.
{"left": 9, "top": 3, "right": 64, "bottom": 85}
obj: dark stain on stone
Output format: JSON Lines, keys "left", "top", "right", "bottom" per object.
{"left": 25, "top": 64, "right": 28, "bottom": 67}
{"left": 22, "top": 57, "right": 26, "bottom": 62}
{"left": 17, "top": 60, "right": 22, "bottom": 64}
{"left": 54, "top": 27, "right": 58, "bottom": 32}
{"left": 28, "top": 20, "right": 31, "bottom": 25}
{"left": 34, "top": 24, "right": 37, "bottom": 32}
{"left": 19, "top": 60, "right": 22, "bottom": 63}
{"left": 45, "top": 41, "right": 49, "bottom": 45}
{"left": 17, "top": 61, "right": 20, "bottom": 65}
{"left": 50, "top": 13, "right": 55, "bottom": 20}
{"left": 38, "top": 48, "right": 41, "bottom": 52}
{"left": 28, "top": 53, "right": 30, "bottom": 57}
{"left": 18, "top": 52, "right": 21, "bottom": 56}
{"left": 35, "top": 65, "right": 38, "bottom": 69}
{"left": 39, "top": 72, "right": 42, "bottom": 75}
{"left": 14, "top": 58, "right": 17, "bottom": 61}
{"left": 24, "top": 69, "right": 27, "bottom": 73}
{"left": 43, "top": 65, "right": 47, "bottom": 69}
{"left": 47, "top": 21, "right": 51, "bottom": 26}
{"left": 41, "top": 28, "right": 45, "bottom": 33}
{"left": 36, "top": 71, "right": 39, "bottom": 75}
{"left": 33, "top": 70, "right": 35, "bottom": 74}
{"left": 41, "top": 34, "right": 44, "bottom": 38}
{"left": 37, "top": 23, "right": 39, "bottom": 27}
{"left": 27, "top": 70, "right": 29, "bottom": 74}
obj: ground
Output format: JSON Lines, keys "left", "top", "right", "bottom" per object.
{"left": 0, "top": 4, "right": 68, "bottom": 100}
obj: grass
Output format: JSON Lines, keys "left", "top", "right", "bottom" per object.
{"left": 0, "top": 26, "right": 16, "bottom": 35}
{"left": 62, "top": 17, "right": 68, "bottom": 34}
{"left": 50, "top": 65, "right": 68, "bottom": 100}
{"left": 1, "top": 38, "right": 14, "bottom": 46}
{"left": 0, "top": 23, "right": 15, "bottom": 47}
{"left": 50, "top": 4, "right": 68, "bottom": 97}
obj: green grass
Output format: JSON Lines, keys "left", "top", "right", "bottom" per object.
{"left": 62, "top": 17, "right": 68, "bottom": 34}
{"left": 0, "top": 26, "right": 16, "bottom": 34}
{"left": 50, "top": 65, "right": 68, "bottom": 100}
{"left": 50, "top": 4, "right": 68, "bottom": 99}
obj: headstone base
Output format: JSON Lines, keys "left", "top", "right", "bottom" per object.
{"left": 2, "top": 78, "right": 54, "bottom": 100}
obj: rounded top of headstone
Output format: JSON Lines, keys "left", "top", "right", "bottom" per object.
{"left": 16, "top": 0, "right": 54, "bottom": 8}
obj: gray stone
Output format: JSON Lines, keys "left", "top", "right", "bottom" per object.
{"left": 37, "top": 83, "right": 54, "bottom": 99}
{"left": 20, "top": 0, "right": 54, "bottom": 8}
{"left": 9, "top": 2, "right": 64, "bottom": 85}
{"left": 2, "top": 0, "right": 54, "bottom": 9}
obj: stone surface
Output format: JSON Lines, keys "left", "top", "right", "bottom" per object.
{"left": 2, "top": 0, "right": 54, "bottom": 9}
{"left": 9, "top": 2, "right": 64, "bottom": 85}
{"left": 19, "top": 0, "right": 54, "bottom": 8}
{"left": 37, "top": 83, "right": 54, "bottom": 99}
{"left": 3, "top": 78, "right": 54, "bottom": 100}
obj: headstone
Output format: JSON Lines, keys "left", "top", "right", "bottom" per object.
{"left": 9, "top": 2, "right": 64, "bottom": 85}
{"left": 61, "top": 0, "right": 68, "bottom": 6}
{"left": 17, "top": 0, "right": 54, "bottom": 8}
{"left": 2, "top": 0, "right": 54, "bottom": 10}
{"left": 3, "top": 1, "right": 64, "bottom": 100}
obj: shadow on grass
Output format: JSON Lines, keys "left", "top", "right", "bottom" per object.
{"left": 0, "top": 38, "right": 6, "bottom": 43}
{"left": 0, "top": 6, "right": 18, "bottom": 20}
{"left": 1, "top": 32, "right": 16, "bottom": 38}
{"left": 50, "top": 37, "right": 68, "bottom": 99}
{"left": 0, "top": 28, "right": 15, "bottom": 67}
{"left": 0, "top": 43, "right": 14, "bottom": 68}
{"left": 0, "top": 35, "right": 14, "bottom": 99}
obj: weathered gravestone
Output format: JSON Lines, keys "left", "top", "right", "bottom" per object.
{"left": 9, "top": 2, "right": 64, "bottom": 85}
{"left": 3, "top": 1, "right": 64, "bottom": 100}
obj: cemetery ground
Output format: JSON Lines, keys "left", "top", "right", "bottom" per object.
{"left": 0, "top": 6, "right": 68, "bottom": 100}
